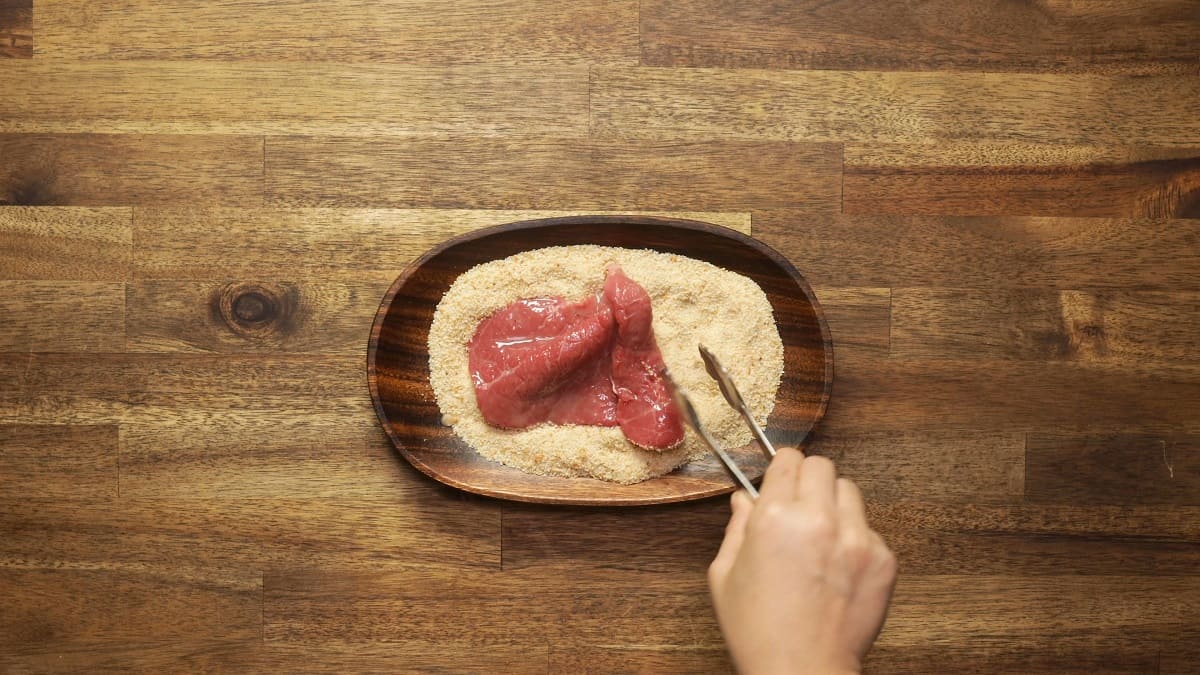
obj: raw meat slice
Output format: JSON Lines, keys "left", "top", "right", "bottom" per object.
{"left": 604, "top": 265, "right": 685, "bottom": 449}
{"left": 467, "top": 265, "right": 683, "bottom": 450}
{"left": 469, "top": 294, "right": 617, "bottom": 429}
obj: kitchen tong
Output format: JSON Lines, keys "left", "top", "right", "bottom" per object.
{"left": 663, "top": 345, "right": 779, "bottom": 500}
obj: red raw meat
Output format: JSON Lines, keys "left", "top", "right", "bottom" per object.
{"left": 604, "top": 265, "right": 685, "bottom": 450}
{"left": 469, "top": 294, "right": 618, "bottom": 429}
{"left": 467, "top": 265, "right": 683, "bottom": 450}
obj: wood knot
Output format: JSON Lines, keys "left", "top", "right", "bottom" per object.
{"left": 0, "top": 162, "right": 60, "bottom": 206}
{"left": 212, "top": 282, "right": 299, "bottom": 340}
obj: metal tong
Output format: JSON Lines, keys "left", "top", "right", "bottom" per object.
{"left": 664, "top": 345, "right": 777, "bottom": 500}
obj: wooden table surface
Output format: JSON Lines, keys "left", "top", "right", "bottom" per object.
{"left": 2, "top": 1, "right": 1199, "bottom": 673}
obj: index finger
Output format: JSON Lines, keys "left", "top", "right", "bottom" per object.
{"left": 798, "top": 455, "right": 838, "bottom": 516}
{"left": 756, "top": 446, "right": 804, "bottom": 503}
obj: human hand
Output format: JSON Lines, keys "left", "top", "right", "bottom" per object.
{"left": 708, "top": 448, "right": 897, "bottom": 675}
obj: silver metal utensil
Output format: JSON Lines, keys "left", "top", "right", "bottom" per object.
{"left": 663, "top": 368, "right": 759, "bottom": 499}
{"left": 698, "top": 344, "right": 777, "bottom": 461}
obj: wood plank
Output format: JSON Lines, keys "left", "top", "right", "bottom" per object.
{"left": 641, "top": 0, "right": 1200, "bottom": 75}
{"left": 817, "top": 287, "right": 890, "bottom": 356}
{"left": 265, "top": 567, "right": 723, "bottom": 648}
{"left": 864, "top": 641, "right": 1161, "bottom": 674}
{"left": 753, "top": 211, "right": 1200, "bottom": 290}
{"left": 117, "top": 498, "right": 501, "bottom": 571}
{"left": 0, "top": 496, "right": 500, "bottom": 570}
{"left": 809, "top": 431, "right": 1025, "bottom": 503}
{"left": 118, "top": 416, "right": 417, "bottom": 499}
{"left": 126, "top": 278, "right": 388, "bottom": 354}
{"left": 0, "top": 0, "right": 31, "bottom": 59}
{"left": 2, "top": 641, "right": 547, "bottom": 675}
{"left": 265, "top": 568, "right": 564, "bottom": 647}
{"left": 0, "top": 207, "right": 131, "bottom": 281}
{"left": 264, "top": 137, "right": 840, "bottom": 210}
{"left": 0, "top": 426, "right": 117, "bottom": 500}
{"left": 892, "top": 289, "right": 1200, "bottom": 364}
{"left": 134, "top": 207, "right": 751, "bottom": 278}
{"left": 549, "top": 644, "right": 732, "bottom": 674}
{"left": 0, "top": 500, "right": 124, "bottom": 568}
{"left": 843, "top": 144, "right": 1200, "bottom": 218}
{"left": 590, "top": 67, "right": 1200, "bottom": 146}
{"left": 0, "top": 353, "right": 371, "bottom": 425}
{"left": 0, "top": 640, "right": 264, "bottom": 674}
{"left": 870, "top": 502, "right": 1200, "bottom": 577}
{"left": 37, "top": 0, "right": 638, "bottom": 65}
{"left": 1026, "top": 434, "right": 1200, "bottom": 506}
{"left": 0, "top": 567, "right": 261, "bottom": 654}
{"left": 878, "top": 576, "right": 1200, "bottom": 648}
{"left": 502, "top": 501, "right": 726, "bottom": 573}
{"left": 0, "top": 281, "right": 124, "bottom": 352}
{"left": 0, "top": 62, "right": 586, "bottom": 135}
{"left": 0, "top": 134, "right": 264, "bottom": 207}
{"left": 1161, "top": 643, "right": 1200, "bottom": 674}
{"left": 260, "top": 642, "right": 544, "bottom": 674}
{"left": 826, "top": 354, "right": 1200, "bottom": 434}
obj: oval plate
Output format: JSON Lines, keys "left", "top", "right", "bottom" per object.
{"left": 367, "top": 216, "right": 833, "bottom": 505}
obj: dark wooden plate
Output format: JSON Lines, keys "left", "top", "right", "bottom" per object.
{"left": 367, "top": 216, "right": 833, "bottom": 505}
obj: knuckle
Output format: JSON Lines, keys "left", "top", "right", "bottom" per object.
{"left": 804, "top": 455, "right": 835, "bottom": 472}
{"left": 754, "top": 501, "right": 789, "bottom": 526}
{"left": 840, "top": 533, "right": 871, "bottom": 559}
{"left": 800, "top": 512, "right": 836, "bottom": 540}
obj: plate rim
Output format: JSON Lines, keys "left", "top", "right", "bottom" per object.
{"left": 366, "top": 214, "right": 834, "bottom": 505}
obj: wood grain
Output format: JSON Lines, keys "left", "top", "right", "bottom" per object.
{"left": 807, "top": 431, "right": 1025, "bottom": 503}
{"left": 1026, "top": 434, "right": 1199, "bottom": 505}
{"left": 37, "top": 0, "right": 638, "bottom": 65}
{"left": 0, "top": 134, "right": 264, "bottom": 206}
{"left": 265, "top": 567, "right": 723, "bottom": 647}
{"left": 265, "top": 137, "right": 840, "bottom": 210}
{"left": 843, "top": 144, "right": 1200, "bottom": 218}
{"left": 641, "top": 0, "right": 1200, "bottom": 75}
{"left": 0, "top": 62, "right": 586, "bottom": 135}
{"left": 816, "top": 287, "right": 890, "bottom": 355}
{"left": 126, "top": 279, "right": 389, "bottom": 354}
{"left": 118, "top": 417, "right": 411, "bottom": 499}
{"left": 264, "top": 568, "right": 563, "bottom": 646}
{"left": 549, "top": 644, "right": 733, "bottom": 674}
{"left": 258, "top": 642, "right": 544, "bottom": 675}
{"left": 0, "top": 496, "right": 500, "bottom": 571}
{"left": 828, "top": 354, "right": 1200, "bottom": 433}
{"left": 0, "top": 639, "right": 264, "bottom": 674}
{"left": 501, "top": 501, "right": 727, "bottom": 572}
{"left": 1162, "top": 644, "right": 1200, "bottom": 675}
{"left": 754, "top": 211, "right": 1200, "bottom": 290}
{"left": 0, "top": 567, "right": 261, "bottom": 653}
{"left": 0, "top": 426, "right": 118, "bottom": 500}
{"left": 892, "top": 288, "right": 1200, "bottom": 364}
{"left": 868, "top": 502, "right": 1200, "bottom": 576}
{"left": 132, "top": 207, "right": 750, "bottom": 278}
{"left": 0, "top": 353, "right": 372, "bottom": 425}
{"left": 0, "top": 281, "right": 124, "bottom": 352}
{"left": 864, "top": 641, "right": 1162, "bottom": 675}
{"left": 878, "top": 575, "right": 1200, "bottom": 646}
{"left": 0, "top": 0, "right": 31, "bottom": 58}
{"left": 591, "top": 67, "right": 1200, "bottom": 145}
{"left": 0, "top": 207, "right": 132, "bottom": 280}
{"left": 114, "top": 498, "right": 502, "bottom": 571}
